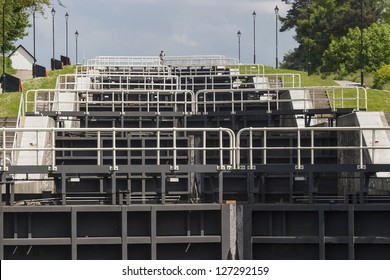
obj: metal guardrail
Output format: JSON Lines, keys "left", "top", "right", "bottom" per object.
{"left": 24, "top": 86, "right": 367, "bottom": 116}
{"left": 164, "top": 55, "right": 239, "bottom": 66}
{"left": 76, "top": 64, "right": 172, "bottom": 76}
{"left": 195, "top": 86, "right": 366, "bottom": 113}
{"left": 2, "top": 126, "right": 390, "bottom": 173}
{"left": 87, "top": 56, "right": 161, "bottom": 66}
{"left": 25, "top": 89, "right": 196, "bottom": 115}
{"left": 55, "top": 73, "right": 302, "bottom": 93}
{"left": 0, "top": 127, "right": 235, "bottom": 172}
{"left": 239, "top": 64, "right": 265, "bottom": 75}
{"left": 55, "top": 73, "right": 180, "bottom": 91}
{"left": 236, "top": 126, "right": 390, "bottom": 170}
{"left": 179, "top": 73, "right": 301, "bottom": 91}
{"left": 86, "top": 55, "right": 239, "bottom": 67}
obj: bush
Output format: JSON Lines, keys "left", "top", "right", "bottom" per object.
{"left": 373, "top": 64, "right": 390, "bottom": 89}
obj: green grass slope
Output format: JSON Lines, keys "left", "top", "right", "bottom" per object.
{"left": 0, "top": 66, "right": 76, "bottom": 117}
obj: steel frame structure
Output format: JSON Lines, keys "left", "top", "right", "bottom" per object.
{"left": 1, "top": 55, "right": 389, "bottom": 260}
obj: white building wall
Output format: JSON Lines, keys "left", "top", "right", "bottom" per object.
{"left": 10, "top": 47, "right": 35, "bottom": 70}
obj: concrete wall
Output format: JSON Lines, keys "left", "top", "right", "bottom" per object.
{"left": 13, "top": 116, "right": 55, "bottom": 194}
{"left": 337, "top": 112, "right": 390, "bottom": 195}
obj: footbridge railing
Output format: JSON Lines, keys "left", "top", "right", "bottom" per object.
{"left": 2, "top": 126, "right": 390, "bottom": 173}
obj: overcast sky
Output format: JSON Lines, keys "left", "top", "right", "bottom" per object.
{"left": 18, "top": 0, "right": 298, "bottom": 68}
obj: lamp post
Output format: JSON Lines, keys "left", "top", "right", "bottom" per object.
{"left": 252, "top": 11, "right": 256, "bottom": 64}
{"left": 360, "top": 0, "right": 364, "bottom": 87}
{"left": 32, "top": 1, "right": 37, "bottom": 78}
{"left": 237, "top": 30, "right": 241, "bottom": 63}
{"left": 307, "top": 0, "right": 311, "bottom": 76}
{"left": 2, "top": 0, "right": 6, "bottom": 93}
{"left": 274, "top": 5, "right": 279, "bottom": 69}
{"left": 51, "top": 7, "right": 56, "bottom": 70}
{"left": 75, "top": 30, "right": 79, "bottom": 65}
{"left": 65, "top": 12, "right": 69, "bottom": 59}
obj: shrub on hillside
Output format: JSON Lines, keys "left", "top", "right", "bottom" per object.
{"left": 373, "top": 64, "right": 390, "bottom": 89}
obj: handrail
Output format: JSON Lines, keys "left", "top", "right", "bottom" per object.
{"left": 76, "top": 64, "right": 172, "bottom": 76}
{"left": 236, "top": 126, "right": 390, "bottom": 170}
{"left": 165, "top": 55, "right": 239, "bottom": 67}
{"left": 55, "top": 73, "right": 180, "bottom": 91}
{"left": 2, "top": 126, "right": 390, "bottom": 173}
{"left": 0, "top": 127, "right": 235, "bottom": 171}
{"left": 86, "top": 55, "right": 239, "bottom": 67}
{"left": 11, "top": 94, "right": 26, "bottom": 165}
{"left": 195, "top": 86, "right": 367, "bottom": 114}
{"left": 54, "top": 72, "right": 302, "bottom": 93}
{"left": 239, "top": 64, "right": 265, "bottom": 75}
{"left": 25, "top": 85, "right": 367, "bottom": 116}
{"left": 25, "top": 89, "right": 196, "bottom": 115}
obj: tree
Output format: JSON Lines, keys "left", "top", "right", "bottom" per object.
{"left": 322, "top": 22, "right": 390, "bottom": 74}
{"left": 279, "top": 0, "right": 386, "bottom": 72}
{"left": 1, "top": 1, "right": 63, "bottom": 53}
{"left": 382, "top": 0, "right": 390, "bottom": 24}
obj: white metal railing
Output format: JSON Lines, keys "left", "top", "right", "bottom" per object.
{"left": 54, "top": 73, "right": 302, "bottom": 93}
{"left": 240, "top": 64, "right": 265, "bottom": 75}
{"left": 236, "top": 126, "right": 390, "bottom": 170}
{"left": 195, "top": 86, "right": 367, "bottom": 114}
{"left": 87, "top": 55, "right": 237, "bottom": 68}
{"left": 179, "top": 73, "right": 301, "bottom": 92}
{"left": 2, "top": 126, "right": 390, "bottom": 173}
{"left": 76, "top": 64, "right": 172, "bottom": 76}
{"left": 196, "top": 88, "right": 278, "bottom": 114}
{"left": 25, "top": 89, "right": 196, "bottom": 115}
{"left": 25, "top": 85, "right": 367, "bottom": 117}
{"left": 0, "top": 127, "right": 235, "bottom": 172}
{"left": 8, "top": 95, "right": 27, "bottom": 167}
{"left": 56, "top": 73, "right": 180, "bottom": 91}
{"left": 87, "top": 56, "right": 161, "bottom": 66}
{"left": 164, "top": 55, "right": 239, "bottom": 67}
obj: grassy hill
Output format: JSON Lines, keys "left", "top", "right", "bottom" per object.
{"left": 262, "top": 66, "right": 390, "bottom": 112}
{"left": 0, "top": 64, "right": 389, "bottom": 116}
{"left": 0, "top": 66, "right": 76, "bottom": 116}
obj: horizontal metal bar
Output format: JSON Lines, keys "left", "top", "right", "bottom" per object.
{"left": 4, "top": 238, "right": 71, "bottom": 246}
{"left": 156, "top": 236, "right": 221, "bottom": 244}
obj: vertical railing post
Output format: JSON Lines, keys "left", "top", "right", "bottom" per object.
{"left": 97, "top": 130, "right": 101, "bottom": 165}
{"left": 263, "top": 129, "right": 267, "bottom": 165}
{"left": 359, "top": 129, "right": 364, "bottom": 169}
{"left": 172, "top": 127, "right": 177, "bottom": 170}
{"left": 356, "top": 87, "right": 360, "bottom": 111}
{"left": 2, "top": 130, "right": 6, "bottom": 170}
{"left": 112, "top": 128, "right": 117, "bottom": 170}
{"left": 248, "top": 128, "right": 254, "bottom": 169}
{"left": 157, "top": 91, "right": 160, "bottom": 114}
{"left": 219, "top": 128, "right": 224, "bottom": 169}
{"left": 297, "top": 129, "right": 302, "bottom": 169}
{"left": 311, "top": 129, "right": 315, "bottom": 164}
{"left": 371, "top": 129, "right": 376, "bottom": 162}
{"left": 157, "top": 130, "right": 160, "bottom": 165}
{"left": 51, "top": 129, "right": 56, "bottom": 171}
{"left": 203, "top": 130, "right": 207, "bottom": 165}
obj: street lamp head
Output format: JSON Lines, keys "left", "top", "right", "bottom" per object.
{"left": 51, "top": 7, "right": 56, "bottom": 17}
{"left": 237, "top": 30, "right": 241, "bottom": 38}
{"left": 65, "top": 12, "right": 69, "bottom": 20}
{"left": 252, "top": 10, "right": 256, "bottom": 18}
{"left": 274, "top": 5, "right": 279, "bottom": 15}
{"left": 75, "top": 30, "right": 79, "bottom": 38}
